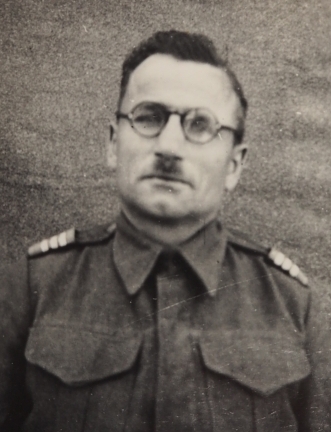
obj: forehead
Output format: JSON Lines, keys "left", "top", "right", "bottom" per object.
{"left": 121, "top": 54, "right": 240, "bottom": 126}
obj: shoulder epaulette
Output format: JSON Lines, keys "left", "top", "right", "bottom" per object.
{"left": 75, "top": 223, "right": 116, "bottom": 244}
{"left": 227, "top": 228, "right": 269, "bottom": 255}
{"left": 268, "top": 247, "right": 308, "bottom": 286}
{"left": 227, "top": 229, "right": 308, "bottom": 286}
{"left": 28, "top": 223, "right": 116, "bottom": 257}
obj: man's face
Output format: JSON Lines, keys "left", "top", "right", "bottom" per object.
{"left": 109, "top": 54, "right": 247, "bottom": 223}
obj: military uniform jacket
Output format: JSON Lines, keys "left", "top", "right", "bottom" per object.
{"left": 0, "top": 215, "right": 331, "bottom": 431}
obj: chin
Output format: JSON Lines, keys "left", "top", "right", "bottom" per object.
{"left": 133, "top": 197, "right": 190, "bottom": 221}
{"left": 147, "top": 204, "right": 187, "bottom": 220}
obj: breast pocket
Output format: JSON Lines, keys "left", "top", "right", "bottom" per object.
{"left": 24, "top": 324, "right": 143, "bottom": 432}
{"left": 199, "top": 330, "right": 311, "bottom": 432}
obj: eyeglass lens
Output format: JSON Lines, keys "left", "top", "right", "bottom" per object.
{"left": 132, "top": 103, "right": 165, "bottom": 136}
{"left": 184, "top": 110, "right": 217, "bottom": 143}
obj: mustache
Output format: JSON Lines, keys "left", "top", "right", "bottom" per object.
{"left": 153, "top": 153, "right": 182, "bottom": 175}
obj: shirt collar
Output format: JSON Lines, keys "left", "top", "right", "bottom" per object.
{"left": 113, "top": 213, "right": 228, "bottom": 297}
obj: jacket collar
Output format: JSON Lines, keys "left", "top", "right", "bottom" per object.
{"left": 113, "top": 213, "right": 228, "bottom": 297}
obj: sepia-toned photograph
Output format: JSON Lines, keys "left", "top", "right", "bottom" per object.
{"left": 1, "top": 0, "right": 331, "bottom": 430}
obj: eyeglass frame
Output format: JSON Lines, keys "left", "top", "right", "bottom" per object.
{"left": 115, "top": 102, "right": 239, "bottom": 145}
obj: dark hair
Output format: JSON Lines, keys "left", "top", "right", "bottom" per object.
{"left": 119, "top": 30, "right": 248, "bottom": 144}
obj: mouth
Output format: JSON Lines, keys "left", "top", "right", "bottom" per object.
{"left": 142, "top": 174, "right": 191, "bottom": 186}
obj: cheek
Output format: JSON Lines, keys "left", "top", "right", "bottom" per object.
{"left": 195, "top": 153, "right": 231, "bottom": 188}
{"left": 117, "top": 129, "right": 153, "bottom": 166}
{"left": 116, "top": 135, "right": 139, "bottom": 168}
{"left": 116, "top": 141, "right": 151, "bottom": 186}
{"left": 115, "top": 146, "right": 135, "bottom": 185}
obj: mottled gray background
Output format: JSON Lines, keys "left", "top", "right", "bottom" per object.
{"left": 1, "top": 0, "right": 330, "bottom": 282}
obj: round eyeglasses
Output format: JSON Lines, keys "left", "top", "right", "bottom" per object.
{"left": 116, "top": 102, "right": 237, "bottom": 145}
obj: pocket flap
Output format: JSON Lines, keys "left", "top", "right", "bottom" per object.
{"left": 25, "top": 325, "right": 142, "bottom": 386}
{"left": 200, "top": 330, "right": 310, "bottom": 396}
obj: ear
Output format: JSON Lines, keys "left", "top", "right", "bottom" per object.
{"left": 106, "top": 122, "right": 118, "bottom": 170}
{"left": 225, "top": 143, "right": 248, "bottom": 192}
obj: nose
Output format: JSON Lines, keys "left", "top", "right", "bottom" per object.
{"left": 154, "top": 113, "right": 185, "bottom": 158}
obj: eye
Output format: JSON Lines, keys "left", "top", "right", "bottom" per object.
{"left": 185, "top": 112, "right": 215, "bottom": 137}
{"left": 188, "top": 115, "right": 210, "bottom": 133}
{"left": 133, "top": 104, "right": 164, "bottom": 128}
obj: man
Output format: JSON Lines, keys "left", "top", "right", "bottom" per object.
{"left": 0, "top": 30, "right": 330, "bottom": 431}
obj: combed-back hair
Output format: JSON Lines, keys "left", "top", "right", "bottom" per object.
{"left": 118, "top": 30, "right": 248, "bottom": 144}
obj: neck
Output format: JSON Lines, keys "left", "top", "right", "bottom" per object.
{"left": 121, "top": 206, "right": 217, "bottom": 246}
